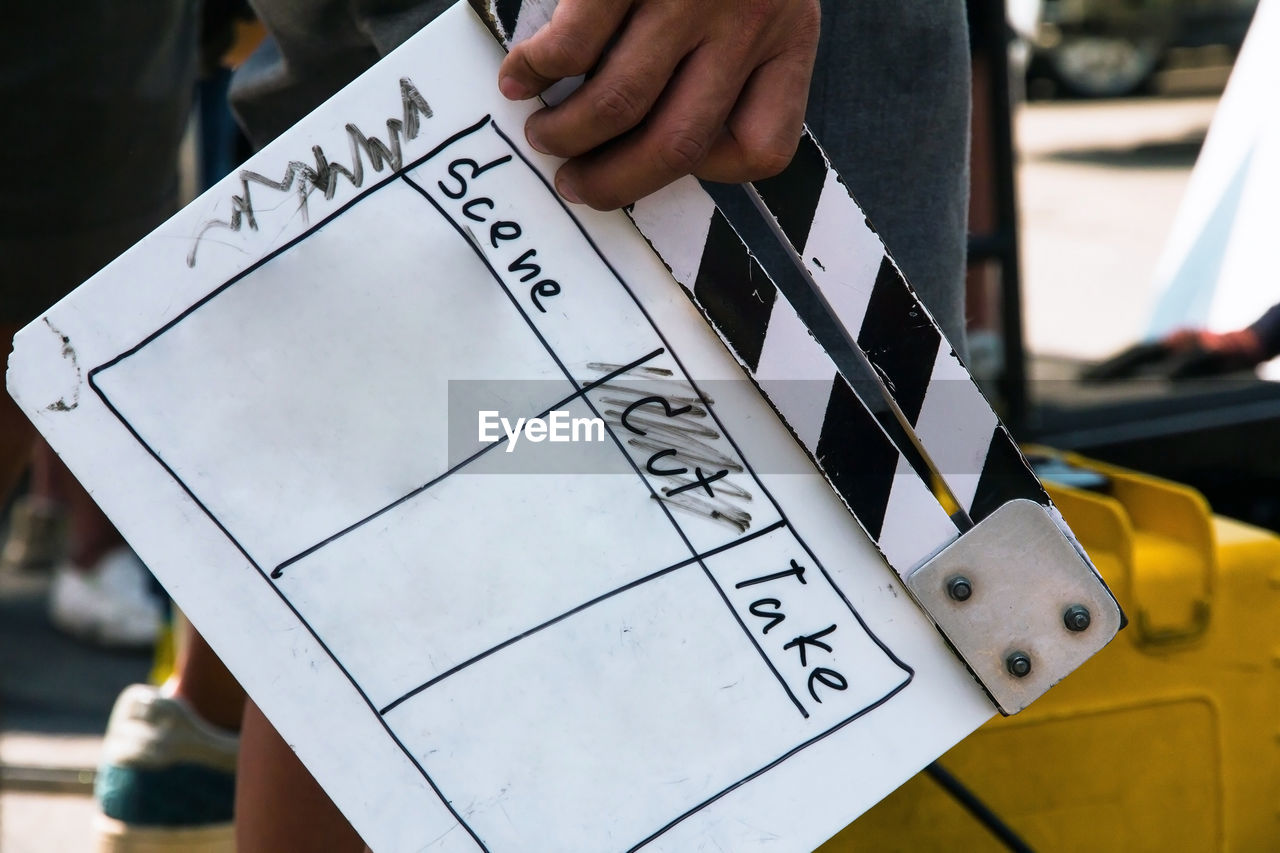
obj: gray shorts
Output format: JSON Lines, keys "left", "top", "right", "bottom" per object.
{"left": 810, "top": 1, "right": 971, "bottom": 349}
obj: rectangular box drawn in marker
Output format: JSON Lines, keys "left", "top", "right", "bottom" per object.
{"left": 87, "top": 115, "right": 913, "bottom": 852}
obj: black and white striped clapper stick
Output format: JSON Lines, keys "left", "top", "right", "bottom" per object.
{"left": 468, "top": 0, "right": 1048, "bottom": 582}
{"left": 747, "top": 135, "right": 1046, "bottom": 523}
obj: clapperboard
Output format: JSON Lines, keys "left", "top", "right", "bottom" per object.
{"left": 6, "top": 3, "right": 1120, "bottom": 850}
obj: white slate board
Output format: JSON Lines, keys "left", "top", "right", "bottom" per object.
{"left": 6, "top": 5, "right": 993, "bottom": 851}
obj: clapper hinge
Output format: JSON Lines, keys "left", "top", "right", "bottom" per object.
{"left": 905, "top": 499, "right": 1122, "bottom": 715}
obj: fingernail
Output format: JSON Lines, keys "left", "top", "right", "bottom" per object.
{"left": 556, "top": 176, "right": 582, "bottom": 205}
{"left": 525, "top": 124, "right": 550, "bottom": 155}
{"left": 499, "top": 75, "right": 530, "bottom": 100}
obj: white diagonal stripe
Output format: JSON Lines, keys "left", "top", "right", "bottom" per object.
{"left": 878, "top": 457, "right": 961, "bottom": 577}
{"left": 912, "top": 350, "right": 999, "bottom": 513}
{"left": 510, "top": 0, "right": 553, "bottom": 42}
{"left": 799, "top": 169, "right": 886, "bottom": 329}
{"left": 631, "top": 177, "right": 716, "bottom": 290}
{"left": 755, "top": 299, "right": 839, "bottom": 453}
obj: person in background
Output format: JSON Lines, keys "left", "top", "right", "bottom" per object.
{"left": 219, "top": 1, "right": 973, "bottom": 850}
{"left": 88, "top": 6, "right": 265, "bottom": 852}
{"left": 0, "top": 4, "right": 257, "bottom": 851}
{"left": 2, "top": 3, "right": 266, "bottom": 648}
{"left": 1085, "top": 303, "right": 1280, "bottom": 380}
{"left": 0, "top": 2, "right": 200, "bottom": 647}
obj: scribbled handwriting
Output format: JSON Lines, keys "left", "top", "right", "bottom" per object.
{"left": 187, "top": 78, "right": 434, "bottom": 267}
{"left": 584, "top": 365, "right": 752, "bottom": 532}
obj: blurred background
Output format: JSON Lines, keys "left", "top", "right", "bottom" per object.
{"left": 2, "top": 0, "right": 1276, "bottom": 850}
{"left": 967, "top": 0, "right": 1280, "bottom": 531}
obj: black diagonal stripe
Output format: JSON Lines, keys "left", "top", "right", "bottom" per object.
{"left": 752, "top": 132, "right": 828, "bottom": 253}
{"left": 494, "top": 0, "right": 522, "bottom": 40}
{"left": 857, "top": 257, "right": 941, "bottom": 425}
{"left": 693, "top": 211, "right": 777, "bottom": 372}
{"left": 815, "top": 378, "right": 900, "bottom": 541}
{"left": 969, "top": 427, "right": 1050, "bottom": 522}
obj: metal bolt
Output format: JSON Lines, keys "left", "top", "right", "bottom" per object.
{"left": 1006, "top": 652, "right": 1032, "bottom": 678}
{"left": 1063, "top": 605, "right": 1092, "bottom": 633}
{"left": 946, "top": 576, "right": 973, "bottom": 602}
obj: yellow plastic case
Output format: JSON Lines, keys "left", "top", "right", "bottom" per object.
{"left": 822, "top": 449, "right": 1280, "bottom": 852}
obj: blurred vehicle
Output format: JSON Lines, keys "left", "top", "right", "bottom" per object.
{"left": 1028, "top": 0, "right": 1259, "bottom": 96}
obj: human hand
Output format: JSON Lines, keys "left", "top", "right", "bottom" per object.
{"left": 496, "top": 0, "right": 821, "bottom": 210}
{"left": 1160, "top": 328, "right": 1264, "bottom": 378}
{"left": 1083, "top": 327, "right": 1265, "bottom": 382}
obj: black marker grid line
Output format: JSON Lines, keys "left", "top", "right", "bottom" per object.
{"left": 92, "top": 115, "right": 499, "bottom": 380}
{"left": 271, "top": 345, "right": 666, "bottom": 578}
{"left": 379, "top": 518, "right": 789, "bottom": 715}
{"left": 87, "top": 116, "right": 914, "bottom": 853}
{"left": 86, "top": 376, "right": 490, "bottom": 852}
{"left": 399, "top": 153, "right": 909, "bottom": 729}
{"left": 398, "top": 170, "right": 812, "bottom": 720}
{"left": 408, "top": 123, "right": 916, "bottom": 843}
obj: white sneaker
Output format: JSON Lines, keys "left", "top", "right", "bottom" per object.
{"left": 48, "top": 548, "right": 164, "bottom": 649}
{"left": 95, "top": 684, "right": 238, "bottom": 853}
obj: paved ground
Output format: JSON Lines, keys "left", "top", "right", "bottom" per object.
{"left": 1018, "top": 95, "right": 1219, "bottom": 361}
{"left": 0, "top": 91, "right": 1222, "bottom": 851}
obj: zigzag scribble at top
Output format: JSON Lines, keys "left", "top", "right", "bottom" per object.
{"left": 186, "top": 78, "right": 433, "bottom": 268}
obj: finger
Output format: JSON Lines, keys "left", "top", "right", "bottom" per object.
{"left": 694, "top": 47, "right": 816, "bottom": 184}
{"left": 524, "top": 3, "right": 698, "bottom": 159}
{"left": 555, "top": 42, "right": 751, "bottom": 210}
{"left": 498, "top": 0, "right": 635, "bottom": 100}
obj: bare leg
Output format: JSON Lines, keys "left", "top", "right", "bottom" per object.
{"left": 36, "top": 443, "right": 124, "bottom": 569}
{"left": 167, "top": 622, "right": 246, "bottom": 732}
{"left": 0, "top": 324, "right": 36, "bottom": 503}
{"left": 236, "top": 699, "right": 366, "bottom": 853}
